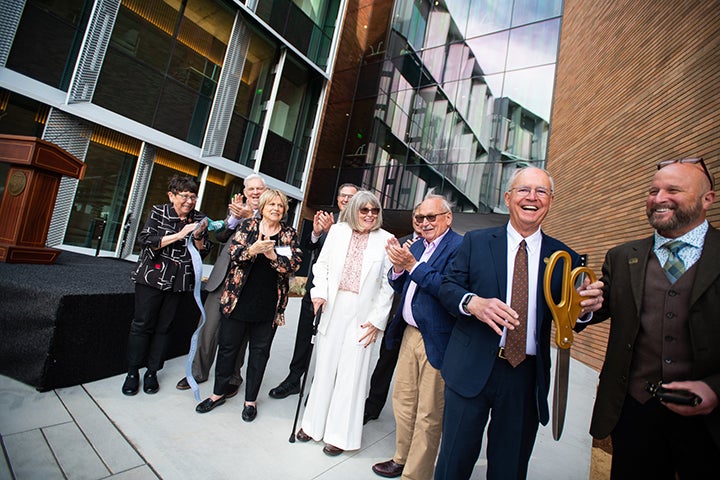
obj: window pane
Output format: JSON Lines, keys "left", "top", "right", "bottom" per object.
{"left": 502, "top": 63, "right": 556, "bottom": 124}
{"left": 6, "top": 0, "right": 92, "bottom": 90}
{"left": 512, "top": 0, "right": 563, "bottom": 27}
{"left": 223, "top": 31, "right": 276, "bottom": 164}
{"left": 94, "top": 0, "right": 234, "bottom": 146}
{"left": 467, "top": 0, "right": 512, "bottom": 37}
{"left": 506, "top": 19, "right": 561, "bottom": 70}
{"left": 64, "top": 139, "right": 138, "bottom": 252}
{"left": 467, "top": 30, "right": 509, "bottom": 75}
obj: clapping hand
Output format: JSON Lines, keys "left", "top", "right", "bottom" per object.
{"left": 386, "top": 236, "right": 416, "bottom": 273}
{"left": 229, "top": 194, "right": 254, "bottom": 219}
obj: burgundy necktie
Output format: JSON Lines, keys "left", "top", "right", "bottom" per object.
{"left": 505, "top": 239, "right": 528, "bottom": 367}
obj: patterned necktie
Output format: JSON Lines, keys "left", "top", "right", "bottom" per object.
{"left": 505, "top": 239, "right": 528, "bottom": 367}
{"left": 662, "top": 240, "right": 687, "bottom": 283}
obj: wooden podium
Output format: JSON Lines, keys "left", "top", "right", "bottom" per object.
{"left": 0, "top": 135, "right": 85, "bottom": 264}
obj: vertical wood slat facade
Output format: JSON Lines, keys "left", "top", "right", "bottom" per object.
{"left": 544, "top": 0, "right": 720, "bottom": 371}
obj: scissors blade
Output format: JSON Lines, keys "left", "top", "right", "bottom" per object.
{"left": 552, "top": 347, "right": 571, "bottom": 441}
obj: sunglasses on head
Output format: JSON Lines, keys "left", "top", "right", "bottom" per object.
{"left": 657, "top": 157, "right": 714, "bottom": 190}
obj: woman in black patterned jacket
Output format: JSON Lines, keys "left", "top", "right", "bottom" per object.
{"left": 122, "top": 176, "right": 211, "bottom": 396}
{"left": 196, "top": 189, "right": 302, "bottom": 421}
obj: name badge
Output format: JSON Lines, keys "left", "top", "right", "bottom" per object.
{"left": 275, "top": 245, "right": 292, "bottom": 258}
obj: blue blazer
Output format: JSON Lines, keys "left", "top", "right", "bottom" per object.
{"left": 438, "top": 225, "right": 580, "bottom": 425}
{"left": 384, "top": 229, "right": 464, "bottom": 370}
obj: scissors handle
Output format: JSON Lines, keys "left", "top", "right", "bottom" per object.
{"left": 544, "top": 251, "right": 598, "bottom": 349}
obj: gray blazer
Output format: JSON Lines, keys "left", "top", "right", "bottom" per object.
{"left": 205, "top": 222, "right": 240, "bottom": 292}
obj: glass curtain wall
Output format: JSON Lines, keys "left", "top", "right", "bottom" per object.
{"left": 343, "top": 0, "right": 562, "bottom": 212}
{"left": 260, "top": 56, "right": 323, "bottom": 187}
{"left": 93, "top": 0, "right": 235, "bottom": 146}
{"left": 64, "top": 128, "right": 140, "bottom": 252}
{"left": 223, "top": 30, "right": 276, "bottom": 167}
{"left": 253, "top": 0, "right": 341, "bottom": 68}
{"left": 6, "top": 0, "right": 93, "bottom": 90}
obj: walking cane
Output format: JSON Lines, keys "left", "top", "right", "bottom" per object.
{"left": 289, "top": 305, "right": 323, "bottom": 443}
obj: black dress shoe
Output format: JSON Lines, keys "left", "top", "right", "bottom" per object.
{"left": 176, "top": 377, "right": 191, "bottom": 390}
{"left": 372, "top": 459, "right": 405, "bottom": 478}
{"left": 122, "top": 373, "right": 139, "bottom": 396}
{"left": 269, "top": 381, "right": 300, "bottom": 399}
{"left": 143, "top": 371, "right": 159, "bottom": 394}
{"left": 322, "top": 444, "right": 344, "bottom": 456}
{"left": 241, "top": 404, "right": 257, "bottom": 422}
{"left": 296, "top": 428, "right": 312, "bottom": 442}
{"left": 225, "top": 384, "right": 240, "bottom": 399}
{"left": 196, "top": 396, "right": 226, "bottom": 413}
{"left": 363, "top": 411, "right": 379, "bottom": 425}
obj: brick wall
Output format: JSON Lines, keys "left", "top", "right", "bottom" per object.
{"left": 545, "top": 0, "right": 720, "bottom": 371}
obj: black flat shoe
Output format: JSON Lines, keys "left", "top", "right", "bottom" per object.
{"left": 269, "top": 381, "right": 300, "bottom": 399}
{"left": 242, "top": 404, "right": 257, "bottom": 422}
{"left": 143, "top": 371, "right": 159, "bottom": 394}
{"left": 196, "top": 396, "right": 226, "bottom": 414}
{"left": 122, "top": 373, "right": 139, "bottom": 396}
{"left": 363, "top": 411, "right": 379, "bottom": 425}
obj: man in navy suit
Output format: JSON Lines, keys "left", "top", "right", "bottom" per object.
{"left": 371, "top": 194, "right": 463, "bottom": 479}
{"left": 435, "top": 167, "right": 604, "bottom": 479}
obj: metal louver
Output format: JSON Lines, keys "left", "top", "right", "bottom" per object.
{"left": 201, "top": 13, "right": 252, "bottom": 157}
{"left": 44, "top": 109, "right": 93, "bottom": 247}
{"left": 66, "top": 0, "right": 122, "bottom": 104}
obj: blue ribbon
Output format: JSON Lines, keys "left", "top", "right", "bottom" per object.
{"left": 185, "top": 218, "right": 224, "bottom": 401}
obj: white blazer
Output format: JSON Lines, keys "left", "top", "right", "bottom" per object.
{"left": 310, "top": 222, "right": 395, "bottom": 335}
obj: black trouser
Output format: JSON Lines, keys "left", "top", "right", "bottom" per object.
{"left": 214, "top": 317, "right": 276, "bottom": 402}
{"left": 126, "top": 284, "right": 186, "bottom": 372}
{"left": 284, "top": 291, "right": 315, "bottom": 385}
{"left": 610, "top": 395, "right": 720, "bottom": 479}
{"left": 364, "top": 339, "right": 401, "bottom": 417}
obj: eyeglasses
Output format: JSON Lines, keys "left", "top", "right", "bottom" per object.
{"left": 414, "top": 211, "right": 449, "bottom": 223}
{"left": 174, "top": 193, "right": 198, "bottom": 202}
{"left": 359, "top": 207, "right": 380, "bottom": 215}
{"left": 509, "top": 186, "right": 552, "bottom": 198}
{"left": 657, "top": 157, "right": 714, "bottom": 190}
{"left": 338, "top": 193, "right": 354, "bottom": 199}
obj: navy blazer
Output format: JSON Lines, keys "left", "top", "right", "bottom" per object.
{"left": 384, "top": 229, "right": 464, "bottom": 369}
{"left": 439, "top": 225, "right": 580, "bottom": 425}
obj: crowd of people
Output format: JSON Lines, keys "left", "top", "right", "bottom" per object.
{"left": 122, "top": 158, "right": 719, "bottom": 479}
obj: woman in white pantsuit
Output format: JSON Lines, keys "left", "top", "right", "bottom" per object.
{"left": 296, "top": 190, "right": 395, "bottom": 455}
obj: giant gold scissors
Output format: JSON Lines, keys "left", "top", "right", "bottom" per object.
{"left": 543, "top": 250, "right": 597, "bottom": 440}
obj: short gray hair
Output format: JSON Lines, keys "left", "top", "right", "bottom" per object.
{"left": 244, "top": 173, "right": 266, "bottom": 188}
{"left": 424, "top": 189, "right": 453, "bottom": 212}
{"left": 505, "top": 166, "right": 555, "bottom": 193}
{"left": 340, "top": 190, "right": 383, "bottom": 232}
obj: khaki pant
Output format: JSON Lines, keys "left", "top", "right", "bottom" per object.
{"left": 392, "top": 326, "right": 444, "bottom": 480}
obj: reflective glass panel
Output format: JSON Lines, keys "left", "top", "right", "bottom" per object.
{"left": 506, "top": 19, "right": 561, "bottom": 70}
{"left": 466, "top": 30, "right": 509, "bottom": 76}
{"left": 466, "top": 0, "right": 512, "bottom": 37}
{"left": 512, "top": 0, "right": 563, "bottom": 26}
{"left": 503, "top": 63, "right": 556, "bottom": 123}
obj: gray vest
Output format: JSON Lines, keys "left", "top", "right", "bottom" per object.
{"left": 628, "top": 254, "right": 697, "bottom": 402}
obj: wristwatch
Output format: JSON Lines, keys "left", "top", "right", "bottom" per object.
{"left": 461, "top": 294, "right": 476, "bottom": 315}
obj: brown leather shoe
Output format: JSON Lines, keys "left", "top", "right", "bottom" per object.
{"left": 372, "top": 459, "right": 404, "bottom": 478}
{"left": 322, "top": 444, "right": 344, "bottom": 456}
{"left": 296, "top": 428, "right": 312, "bottom": 442}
